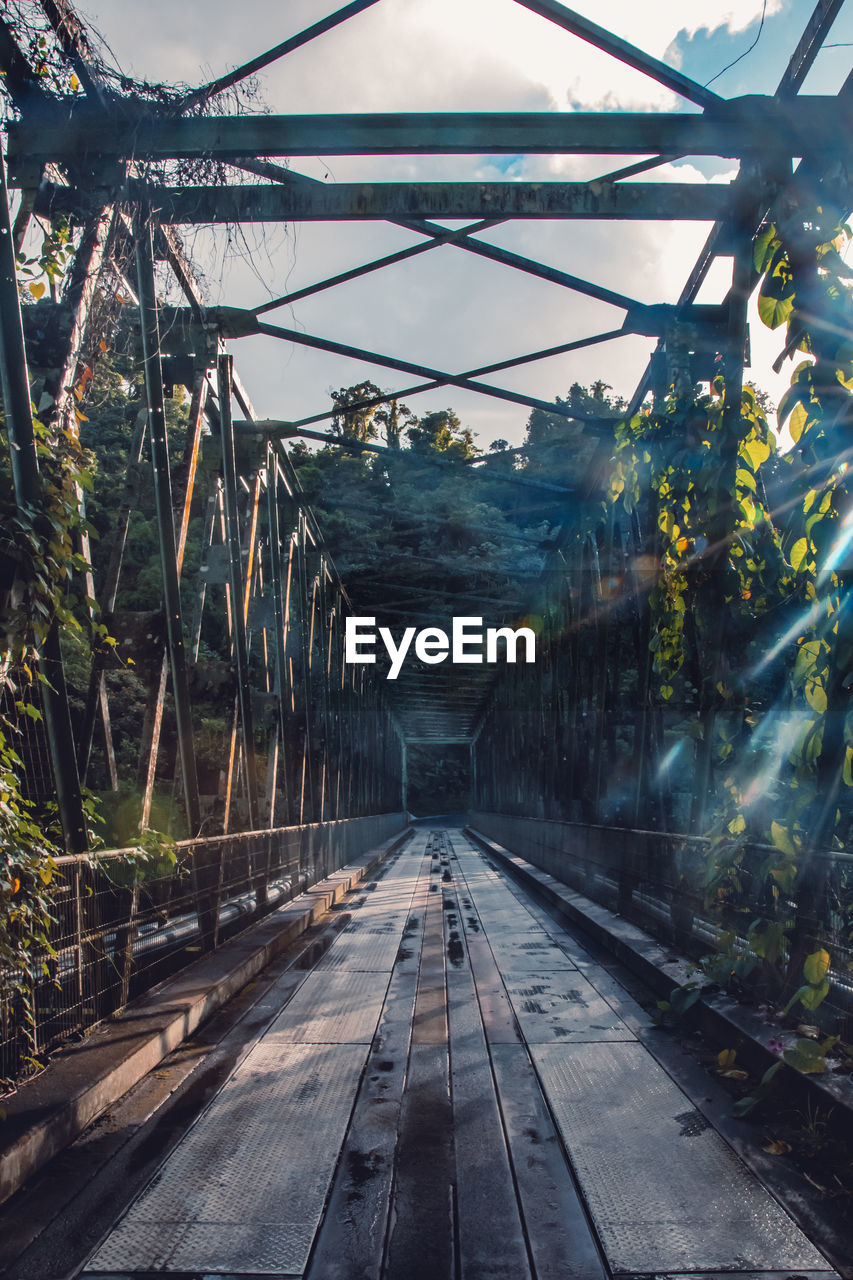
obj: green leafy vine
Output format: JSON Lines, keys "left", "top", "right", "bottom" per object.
{"left": 609, "top": 191, "right": 853, "bottom": 1052}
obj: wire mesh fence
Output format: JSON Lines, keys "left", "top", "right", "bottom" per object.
{"left": 0, "top": 811, "right": 405, "bottom": 1090}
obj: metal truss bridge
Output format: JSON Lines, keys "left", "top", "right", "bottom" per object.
{"left": 0, "top": 1, "right": 851, "bottom": 1276}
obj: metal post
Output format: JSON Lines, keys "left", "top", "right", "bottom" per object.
{"left": 317, "top": 559, "right": 333, "bottom": 821}
{"left": 49, "top": 203, "right": 119, "bottom": 788}
{"left": 281, "top": 516, "right": 298, "bottom": 824}
{"left": 0, "top": 142, "right": 88, "bottom": 854}
{"left": 137, "top": 371, "right": 209, "bottom": 822}
{"left": 134, "top": 205, "right": 201, "bottom": 837}
{"left": 266, "top": 448, "right": 293, "bottom": 824}
{"left": 295, "top": 516, "right": 315, "bottom": 821}
{"left": 79, "top": 407, "right": 147, "bottom": 783}
{"left": 216, "top": 352, "right": 260, "bottom": 830}
{"left": 333, "top": 606, "right": 345, "bottom": 818}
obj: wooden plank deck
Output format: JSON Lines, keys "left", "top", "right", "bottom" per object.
{"left": 81, "top": 827, "right": 837, "bottom": 1280}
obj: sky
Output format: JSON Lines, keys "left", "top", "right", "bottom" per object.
{"left": 74, "top": 0, "right": 853, "bottom": 449}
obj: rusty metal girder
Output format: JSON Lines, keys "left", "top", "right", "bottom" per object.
{"left": 8, "top": 98, "right": 848, "bottom": 164}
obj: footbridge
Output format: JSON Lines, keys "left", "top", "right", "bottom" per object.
{"left": 0, "top": 1, "right": 852, "bottom": 1276}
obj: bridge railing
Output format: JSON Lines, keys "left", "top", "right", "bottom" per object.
{"left": 468, "top": 811, "right": 853, "bottom": 1042}
{"left": 0, "top": 812, "right": 406, "bottom": 1089}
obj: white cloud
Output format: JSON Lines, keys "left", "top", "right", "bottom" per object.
{"left": 82, "top": 0, "right": 780, "bottom": 112}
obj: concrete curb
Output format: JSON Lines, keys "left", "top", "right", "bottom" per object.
{"left": 465, "top": 826, "right": 853, "bottom": 1137}
{"left": 0, "top": 827, "right": 412, "bottom": 1207}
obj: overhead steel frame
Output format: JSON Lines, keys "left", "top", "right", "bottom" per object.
{"left": 0, "top": 0, "right": 848, "bottom": 856}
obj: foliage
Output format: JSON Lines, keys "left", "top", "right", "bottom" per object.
{"left": 0, "top": 707, "right": 58, "bottom": 1075}
{"left": 0, "top": 413, "right": 94, "bottom": 655}
{"left": 784, "top": 947, "right": 831, "bottom": 1015}
{"left": 406, "top": 407, "right": 478, "bottom": 459}
{"left": 600, "top": 188, "right": 853, "bottom": 1036}
{"left": 733, "top": 1032, "right": 842, "bottom": 1118}
{"left": 405, "top": 742, "right": 470, "bottom": 815}
{"left": 16, "top": 216, "right": 74, "bottom": 302}
{"left": 751, "top": 206, "right": 853, "bottom": 859}
{"left": 716, "top": 1047, "right": 748, "bottom": 1080}
{"left": 652, "top": 981, "right": 700, "bottom": 1028}
{"left": 288, "top": 387, "right": 544, "bottom": 643}
{"left": 609, "top": 378, "right": 783, "bottom": 706}
{"left": 0, "top": 219, "right": 104, "bottom": 1058}
{"left": 98, "top": 826, "right": 179, "bottom": 891}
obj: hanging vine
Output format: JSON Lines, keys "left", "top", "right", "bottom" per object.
{"left": 605, "top": 185, "right": 853, "bottom": 1034}
{"left": 609, "top": 377, "right": 784, "bottom": 788}
{"left": 0, "top": 220, "right": 100, "bottom": 1077}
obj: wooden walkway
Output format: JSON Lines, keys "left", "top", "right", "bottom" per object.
{"left": 83, "top": 827, "right": 835, "bottom": 1280}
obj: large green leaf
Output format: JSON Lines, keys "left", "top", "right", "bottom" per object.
{"left": 799, "top": 979, "right": 830, "bottom": 1011}
{"left": 770, "top": 820, "right": 796, "bottom": 856}
{"left": 803, "top": 948, "right": 831, "bottom": 985}
{"left": 769, "top": 863, "right": 797, "bottom": 894}
{"left": 753, "top": 223, "right": 777, "bottom": 273}
{"left": 757, "top": 281, "right": 794, "bottom": 330}
{"left": 804, "top": 680, "right": 827, "bottom": 714}
{"left": 788, "top": 402, "right": 810, "bottom": 444}
{"left": 792, "top": 640, "right": 820, "bottom": 684}
{"left": 789, "top": 537, "right": 808, "bottom": 572}
{"left": 776, "top": 383, "right": 803, "bottom": 427}
{"left": 742, "top": 437, "right": 770, "bottom": 470}
{"left": 783, "top": 1037, "right": 826, "bottom": 1074}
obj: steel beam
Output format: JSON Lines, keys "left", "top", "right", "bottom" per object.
{"left": 217, "top": 353, "right": 261, "bottom": 832}
{"left": 249, "top": 320, "right": 624, "bottom": 425}
{"left": 514, "top": 0, "right": 723, "bottom": 110}
{"left": 139, "top": 371, "right": 209, "bottom": 829}
{"left": 134, "top": 207, "right": 201, "bottom": 837}
{"left": 38, "top": 0, "right": 112, "bottom": 106}
{"left": 181, "top": 0, "right": 382, "bottom": 111}
{"left": 395, "top": 218, "right": 645, "bottom": 310}
{"left": 776, "top": 0, "right": 846, "bottom": 97}
{"left": 265, "top": 328, "right": 624, "bottom": 437}
{"left": 10, "top": 99, "right": 844, "bottom": 162}
{"left": 119, "top": 179, "right": 739, "bottom": 224}
{"left": 157, "top": 225, "right": 206, "bottom": 318}
{"left": 254, "top": 218, "right": 505, "bottom": 314}
{"left": 225, "top": 166, "right": 673, "bottom": 314}
{"left": 42, "top": 200, "right": 119, "bottom": 787}
{"left": 265, "top": 452, "right": 292, "bottom": 827}
{"left": 626, "top": 0, "right": 848, "bottom": 415}
{"left": 78, "top": 407, "right": 146, "bottom": 785}
{"left": 231, "top": 153, "right": 682, "bottom": 288}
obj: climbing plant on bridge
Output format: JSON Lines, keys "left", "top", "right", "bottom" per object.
{"left": 581, "top": 187, "right": 853, "bottom": 1031}
{"left": 748, "top": 195, "right": 853, "bottom": 1011}
{"left": 0, "top": 224, "right": 102, "bottom": 1058}
{"left": 602, "top": 195, "right": 853, "bottom": 1020}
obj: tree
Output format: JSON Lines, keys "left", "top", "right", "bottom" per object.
{"left": 405, "top": 408, "right": 478, "bottom": 459}
{"left": 330, "top": 381, "right": 383, "bottom": 440}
